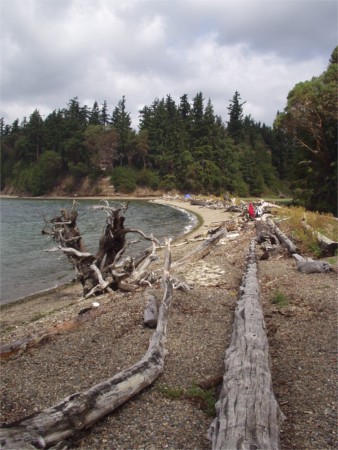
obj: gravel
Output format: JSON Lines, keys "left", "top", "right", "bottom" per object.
{"left": 0, "top": 203, "right": 337, "bottom": 450}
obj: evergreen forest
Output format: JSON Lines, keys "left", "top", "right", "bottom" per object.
{"left": 1, "top": 47, "right": 337, "bottom": 215}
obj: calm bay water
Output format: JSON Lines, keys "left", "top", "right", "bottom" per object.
{"left": 0, "top": 198, "right": 197, "bottom": 304}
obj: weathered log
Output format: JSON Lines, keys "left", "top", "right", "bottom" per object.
{"left": 256, "top": 220, "right": 285, "bottom": 260}
{"left": 267, "top": 218, "right": 298, "bottom": 254}
{"left": 190, "top": 199, "right": 207, "bottom": 206}
{"left": 292, "top": 253, "right": 334, "bottom": 274}
{"left": 0, "top": 240, "right": 173, "bottom": 449}
{"left": 143, "top": 294, "right": 158, "bottom": 328}
{"left": 209, "top": 239, "right": 284, "bottom": 450}
{"left": 256, "top": 220, "right": 279, "bottom": 245}
{"left": 301, "top": 219, "right": 338, "bottom": 256}
{"left": 171, "top": 228, "right": 227, "bottom": 269}
{"left": 226, "top": 205, "right": 243, "bottom": 213}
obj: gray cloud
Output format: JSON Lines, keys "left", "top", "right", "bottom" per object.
{"left": 1, "top": 0, "right": 336, "bottom": 127}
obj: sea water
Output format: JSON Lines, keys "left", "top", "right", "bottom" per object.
{"left": 0, "top": 198, "right": 197, "bottom": 304}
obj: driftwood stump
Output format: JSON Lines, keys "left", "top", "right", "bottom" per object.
{"left": 209, "top": 239, "right": 284, "bottom": 450}
{"left": 42, "top": 201, "right": 161, "bottom": 298}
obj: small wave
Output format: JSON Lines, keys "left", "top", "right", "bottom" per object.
{"left": 160, "top": 204, "right": 199, "bottom": 237}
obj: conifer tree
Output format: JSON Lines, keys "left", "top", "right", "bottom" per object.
{"left": 89, "top": 101, "right": 101, "bottom": 125}
{"left": 101, "top": 100, "right": 109, "bottom": 126}
{"left": 111, "top": 96, "right": 133, "bottom": 165}
{"left": 227, "top": 91, "right": 245, "bottom": 143}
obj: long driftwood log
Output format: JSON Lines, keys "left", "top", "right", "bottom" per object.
{"left": 171, "top": 227, "right": 227, "bottom": 269}
{"left": 267, "top": 218, "right": 298, "bottom": 254}
{"left": 209, "top": 239, "right": 285, "bottom": 450}
{"left": 0, "top": 240, "right": 173, "bottom": 450}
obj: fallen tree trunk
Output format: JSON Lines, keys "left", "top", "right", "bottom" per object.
{"left": 267, "top": 218, "right": 298, "bottom": 254}
{"left": 0, "top": 240, "right": 173, "bottom": 450}
{"left": 190, "top": 199, "right": 207, "bottom": 206}
{"left": 209, "top": 239, "right": 285, "bottom": 450}
{"left": 171, "top": 227, "right": 227, "bottom": 269}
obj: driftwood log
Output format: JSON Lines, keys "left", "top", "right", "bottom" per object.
{"left": 292, "top": 254, "right": 334, "bottom": 274}
{"left": 143, "top": 294, "right": 158, "bottom": 328}
{"left": 256, "top": 220, "right": 285, "bottom": 260}
{"left": 0, "top": 240, "right": 173, "bottom": 450}
{"left": 209, "top": 239, "right": 284, "bottom": 450}
{"left": 171, "top": 227, "right": 227, "bottom": 269}
{"left": 267, "top": 218, "right": 298, "bottom": 254}
{"left": 256, "top": 220, "right": 279, "bottom": 246}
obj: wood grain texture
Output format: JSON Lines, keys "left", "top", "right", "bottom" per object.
{"left": 209, "top": 239, "right": 285, "bottom": 450}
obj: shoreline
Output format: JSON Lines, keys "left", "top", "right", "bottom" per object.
{"left": 1, "top": 197, "right": 230, "bottom": 309}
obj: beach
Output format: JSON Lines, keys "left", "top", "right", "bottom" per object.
{"left": 0, "top": 197, "right": 337, "bottom": 450}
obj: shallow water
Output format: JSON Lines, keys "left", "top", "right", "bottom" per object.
{"left": 0, "top": 198, "right": 196, "bottom": 304}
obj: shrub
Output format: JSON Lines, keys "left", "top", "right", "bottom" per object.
{"left": 111, "top": 166, "right": 137, "bottom": 193}
{"left": 136, "top": 168, "right": 160, "bottom": 190}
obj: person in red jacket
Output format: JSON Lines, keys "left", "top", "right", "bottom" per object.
{"left": 248, "top": 202, "right": 255, "bottom": 219}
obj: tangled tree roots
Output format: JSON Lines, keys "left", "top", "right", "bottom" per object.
{"left": 42, "top": 201, "right": 161, "bottom": 298}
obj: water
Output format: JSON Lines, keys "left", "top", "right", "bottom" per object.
{"left": 0, "top": 198, "right": 197, "bottom": 304}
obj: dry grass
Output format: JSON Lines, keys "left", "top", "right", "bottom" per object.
{"left": 275, "top": 206, "right": 338, "bottom": 257}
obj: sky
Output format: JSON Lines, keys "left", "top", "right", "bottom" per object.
{"left": 1, "top": 0, "right": 337, "bottom": 129}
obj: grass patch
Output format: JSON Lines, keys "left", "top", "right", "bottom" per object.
{"left": 327, "top": 256, "right": 338, "bottom": 265}
{"left": 275, "top": 206, "right": 338, "bottom": 257}
{"left": 272, "top": 291, "right": 289, "bottom": 308}
{"left": 158, "top": 383, "right": 217, "bottom": 417}
{"left": 31, "top": 311, "right": 50, "bottom": 322}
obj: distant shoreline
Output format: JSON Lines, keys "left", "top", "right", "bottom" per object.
{"left": 0, "top": 194, "right": 161, "bottom": 200}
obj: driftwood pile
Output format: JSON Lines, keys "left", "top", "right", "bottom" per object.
{"left": 256, "top": 217, "right": 334, "bottom": 274}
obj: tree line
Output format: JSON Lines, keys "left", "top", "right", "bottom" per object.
{"left": 1, "top": 47, "right": 336, "bottom": 214}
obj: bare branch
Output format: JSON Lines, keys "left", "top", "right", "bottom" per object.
{"left": 123, "top": 228, "right": 161, "bottom": 246}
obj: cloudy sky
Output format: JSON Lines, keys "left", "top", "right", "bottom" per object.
{"left": 1, "top": 0, "right": 337, "bottom": 128}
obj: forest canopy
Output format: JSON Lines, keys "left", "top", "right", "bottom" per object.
{"left": 1, "top": 47, "right": 337, "bottom": 214}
